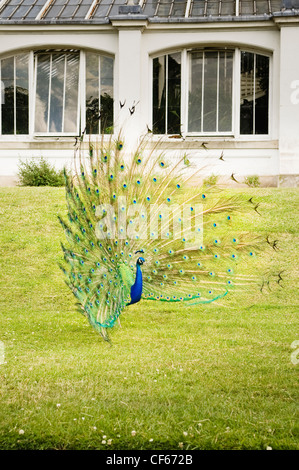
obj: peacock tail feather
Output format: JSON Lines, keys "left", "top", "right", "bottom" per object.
{"left": 59, "top": 133, "right": 280, "bottom": 341}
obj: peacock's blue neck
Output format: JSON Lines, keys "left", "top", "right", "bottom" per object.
{"left": 129, "top": 263, "right": 143, "bottom": 305}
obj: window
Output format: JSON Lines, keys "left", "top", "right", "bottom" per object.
{"left": 0, "top": 49, "right": 114, "bottom": 137}
{"left": 86, "top": 53, "right": 114, "bottom": 135}
{"left": 152, "top": 48, "right": 270, "bottom": 137}
{"left": 240, "top": 51, "right": 269, "bottom": 135}
{"left": 153, "top": 53, "right": 181, "bottom": 134}
{"left": 34, "top": 51, "right": 80, "bottom": 134}
{"left": 188, "top": 50, "right": 233, "bottom": 133}
{"left": 0, "top": 53, "right": 29, "bottom": 135}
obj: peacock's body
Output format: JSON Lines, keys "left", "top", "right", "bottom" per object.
{"left": 59, "top": 134, "right": 279, "bottom": 341}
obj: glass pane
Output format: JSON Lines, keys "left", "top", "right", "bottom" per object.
{"left": 100, "top": 56, "right": 113, "bottom": 134}
{"left": 172, "top": 0, "right": 187, "bottom": 16}
{"left": 167, "top": 52, "right": 181, "bottom": 134}
{"left": 206, "top": 0, "right": 220, "bottom": 16}
{"left": 1, "top": 57, "right": 14, "bottom": 134}
{"left": 255, "top": 54, "right": 269, "bottom": 134}
{"left": 240, "top": 0, "right": 254, "bottom": 15}
{"left": 221, "top": 0, "right": 235, "bottom": 15}
{"left": 16, "top": 53, "right": 29, "bottom": 134}
{"left": 64, "top": 53, "right": 79, "bottom": 132}
{"left": 153, "top": 56, "right": 166, "bottom": 134}
{"left": 86, "top": 52, "right": 99, "bottom": 134}
{"left": 256, "top": 0, "right": 270, "bottom": 14}
{"left": 240, "top": 51, "right": 254, "bottom": 134}
{"left": 157, "top": 0, "right": 172, "bottom": 17}
{"left": 188, "top": 52, "right": 203, "bottom": 132}
{"left": 203, "top": 51, "right": 217, "bottom": 132}
{"left": 190, "top": 0, "right": 205, "bottom": 16}
{"left": 49, "top": 54, "right": 65, "bottom": 133}
{"left": 218, "top": 51, "right": 233, "bottom": 132}
{"left": 35, "top": 54, "right": 50, "bottom": 133}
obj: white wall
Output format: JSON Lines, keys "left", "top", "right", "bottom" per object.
{"left": 0, "top": 20, "right": 297, "bottom": 184}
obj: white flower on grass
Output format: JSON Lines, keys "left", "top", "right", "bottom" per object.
{"left": 56, "top": 403, "right": 61, "bottom": 408}
{"left": 18, "top": 429, "right": 25, "bottom": 435}
{"left": 131, "top": 430, "right": 136, "bottom": 436}
{"left": 107, "top": 439, "right": 112, "bottom": 445}
{"left": 103, "top": 435, "right": 107, "bottom": 439}
{"left": 178, "top": 442, "right": 184, "bottom": 449}
{"left": 149, "top": 438, "right": 153, "bottom": 442}
{"left": 92, "top": 426, "right": 97, "bottom": 431}
{"left": 102, "top": 440, "right": 106, "bottom": 445}
{"left": 82, "top": 417, "right": 85, "bottom": 420}
{"left": 183, "top": 431, "right": 188, "bottom": 437}
{"left": 266, "top": 446, "right": 272, "bottom": 450}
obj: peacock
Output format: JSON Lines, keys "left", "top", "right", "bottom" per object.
{"left": 59, "top": 133, "right": 280, "bottom": 342}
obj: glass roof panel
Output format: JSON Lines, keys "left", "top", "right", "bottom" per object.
{"left": 0, "top": 0, "right": 287, "bottom": 21}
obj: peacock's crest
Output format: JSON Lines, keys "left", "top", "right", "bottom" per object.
{"left": 59, "top": 134, "right": 280, "bottom": 342}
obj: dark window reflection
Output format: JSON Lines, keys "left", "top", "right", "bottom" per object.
{"left": 1, "top": 54, "right": 29, "bottom": 135}
{"left": 153, "top": 56, "right": 166, "bottom": 134}
{"left": 240, "top": 51, "right": 269, "bottom": 135}
{"left": 167, "top": 53, "right": 181, "bottom": 134}
{"left": 153, "top": 53, "right": 181, "bottom": 134}
{"left": 86, "top": 53, "right": 114, "bottom": 135}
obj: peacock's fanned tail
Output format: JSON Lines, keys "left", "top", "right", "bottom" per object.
{"left": 59, "top": 133, "right": 280, "bottom": 341}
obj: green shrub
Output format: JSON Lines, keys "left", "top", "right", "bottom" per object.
{"left": 17, "top": 157, "right": 65, "bottom": 187}
{"left": 244, "top": 175, "right": 260, "bottom": 188}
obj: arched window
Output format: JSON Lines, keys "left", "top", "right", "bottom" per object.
{"left": 0, "top": 49, "right": 114, "bottom": 136}
{"left": 152, "top": 47, "right": 270, "bottom": 137}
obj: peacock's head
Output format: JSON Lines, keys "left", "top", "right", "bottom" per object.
{"left": 135, "top": 250, "right": 145, "bottom": 266}
{"left": 137, "top": 257, "right": 145, "bottom": 266}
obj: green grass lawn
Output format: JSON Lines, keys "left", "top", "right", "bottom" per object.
{"left": 0, "top": 187, "right": 298, "bottom": 450}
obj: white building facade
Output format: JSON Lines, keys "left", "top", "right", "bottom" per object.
{"left": 0, "top": 0, "right": 298, "bottom": 186}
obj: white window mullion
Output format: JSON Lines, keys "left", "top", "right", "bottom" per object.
{"left": 79, "top": 50, "right": 86, "bottom": 136}
{"left": 253, "top": 53, "right": 256, "bottom": 135}
{"left": 201, "top": 52, "right": 204, "bottom": 133}
{"left": 181, "top": 49, "right": 187, "bottom": 137}
{"left": 13, "top": 56, "right": 16, "bottom": 135}
{"left": 216, "top": 52, "right": 219, "bottom": 133}
{"left": 29, "top": 51, "right": 34, "bottom": 137}
{"left": 234, "top": 48, "right": 240, "bottom": 138}
{"left": 47, "top": 54, "right": 53, "bottom": 133}
{"left": 165, "top": 55, "right": 169, "bottom": 134}
{"left": 98, "top": 55, "right": 101, "bottom": 134}
{"left": 62, "top": 55, "right": 67, "bottom": 133}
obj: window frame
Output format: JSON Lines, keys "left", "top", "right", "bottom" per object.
{"left": 151, "top": 46, "right": 272, "bottom": 140}
{"left": 33, "top": 50, "right": 81, "bottom": 137}
{"left": 0, "top": 48, "right": 115, "bottom": 140}
{"left": 237, "top": 48, "right": 272, "bottom": 139}
{"left": 185, "top": 47, "right": 235, "bottom": 137}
